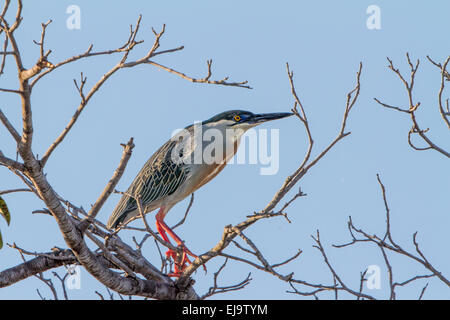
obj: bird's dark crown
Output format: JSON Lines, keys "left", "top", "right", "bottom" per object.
{"left": 203, "top": 110, "right": 254, "bottom": 124}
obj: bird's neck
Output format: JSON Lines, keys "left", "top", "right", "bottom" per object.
{"left": 201, "top": 123, "right": 246, "bottom": 163}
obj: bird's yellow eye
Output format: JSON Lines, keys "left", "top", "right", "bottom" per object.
{"left": 234, "top": 115, "right": 241, "bottom": 122}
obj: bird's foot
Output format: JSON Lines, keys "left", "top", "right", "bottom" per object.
{"left": 165, "top": 246, "right": 207, "bottom": 277}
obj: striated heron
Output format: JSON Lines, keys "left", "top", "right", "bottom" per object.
{"left": 107, "top": 110, "right": 293, "bottom": 276}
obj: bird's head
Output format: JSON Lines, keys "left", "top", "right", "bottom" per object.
{"left": 173, "top": 110, "right": 293, "bottom": 165}
{"left": 203, "top": 110, "right": 293, "bottom": 132}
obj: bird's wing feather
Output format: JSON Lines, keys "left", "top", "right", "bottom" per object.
{"left": 107, "top": 139, "right": 189, "bottom": 229}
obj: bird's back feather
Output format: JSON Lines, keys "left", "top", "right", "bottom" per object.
{"left": 107, "top": 139, "right": 188, "bottom": 229}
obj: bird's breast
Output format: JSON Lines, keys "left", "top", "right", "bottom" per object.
{"left": 165, "top": 125, "right": 243, "bottom": 202}
{"left": 190, "top": 137, "right": 240, "bottom": 191}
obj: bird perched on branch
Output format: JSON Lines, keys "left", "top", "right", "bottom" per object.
{"left": 107, "top": 110, "right": 293, "bottom": 276}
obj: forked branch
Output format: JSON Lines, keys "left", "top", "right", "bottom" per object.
{"left": 375, "top": 53, "right": 450, "bottom": 158}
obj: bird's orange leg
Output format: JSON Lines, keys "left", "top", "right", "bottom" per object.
{"left": 155, "top": 207, "right": 206, "bottom": 277}
{"left": 155, "top": 219, "right": 175, "bottom": 256}
{"left": 155, "top": 216, "right": 183, "bottom": 276}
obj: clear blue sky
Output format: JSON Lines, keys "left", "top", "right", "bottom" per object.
{"left": 1, "top": 0, "right": 449, "bottom": 299}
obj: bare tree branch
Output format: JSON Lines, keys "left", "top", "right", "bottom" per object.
{"left": 375, "top": 53, "right": 450, "bottom": 158}
{"left": 432, "top": 56, "right": 450, "bottom": 129}
{"left": 0, "top": 150, "right": 24, "bottom": 171}
{"left": 52, "top": 271, "right": 69, "bottom": 300}
{"left": 144, "top": 60, "right": 252, "bottom": 89}
{"left": 172, "top": 193, "right": 195, "bottom": 230}
{"left": 0, "top": 108, "right": 21, "bottom": 143}
{"left": 200, "top": 258, "right": 252, "bottom": 299}
{"left": 333, "top": 174, "right": 449, "bottom": 292}
{"left": 79, "top": 138, "right": 135, "bottom": 232}
{"left": 0, "top": 188, "right": 31, "bottom": 195}
{"left": 37, "top": 20, "right": 250, "bottom": 167}
{"left": 0, "top": 248, "right": 77, "bottom": 288}
{"left": 311, "top": 230, "right": 376, "bottom": 300}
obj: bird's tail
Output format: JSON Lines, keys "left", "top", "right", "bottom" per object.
{"left": 106, "top": 193, "right": 137, "bottom": 229}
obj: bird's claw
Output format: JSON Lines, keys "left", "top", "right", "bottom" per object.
{"left": 165, "top": 246, "right": 207, "bottom": 277}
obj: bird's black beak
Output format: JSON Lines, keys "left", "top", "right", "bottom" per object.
{"left": 246, "top": 112, "right": 294, "bottom": 125}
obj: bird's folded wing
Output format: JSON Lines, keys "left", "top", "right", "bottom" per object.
{"left": 107, "top": 140, "right": 189, "bottom": 229}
